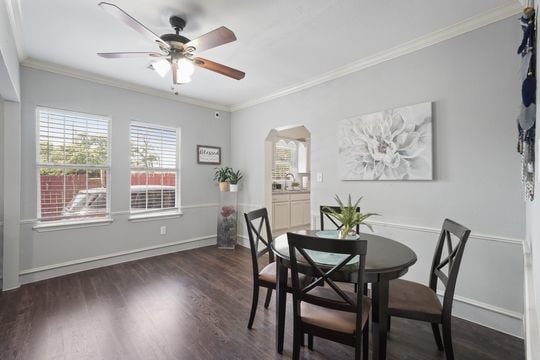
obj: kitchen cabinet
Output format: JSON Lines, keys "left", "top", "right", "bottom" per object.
{"left": 272, "top": 192, "right": 310, "bottom": 230}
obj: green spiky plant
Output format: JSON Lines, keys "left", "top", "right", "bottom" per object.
{"left": 213, "top": 166, "right": 232, "bottom": 182}
{"left": 323, "top": 194, "right": 379, "bottom": 239}
{"left": 228, "top": 170, "right": 244, "bottom": 185}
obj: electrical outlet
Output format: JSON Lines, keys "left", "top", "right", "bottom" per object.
{"left": 160, "top": 226, "right": 167, "bottom": 235}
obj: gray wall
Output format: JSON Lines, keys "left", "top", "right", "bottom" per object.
{"left": 18, "top": 67, "right": 230, "bottom": 280}
{"left": 231, "top": 17, "right": 524, "bottom": 335}
{"left": 0, "top": 0, "right": 20, "bottom": 101}
{"left": 0, "top": 96, "right": 4, "bottom": 276}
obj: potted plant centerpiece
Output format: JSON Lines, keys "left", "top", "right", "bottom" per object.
{"left": 228, "top": 169, "right": 243, "bottom": 192}
{"left": 214, "top": 166, "right": 232, "bottom": 192}
{"left": 322, "top": 194, "right": 379, "bottom": 239}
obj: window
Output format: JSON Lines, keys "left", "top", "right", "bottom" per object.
{"left": 37, "top": 107, "right": 110, "bottom": 221}
{"left": 130, "top": 121, "right": 179, "bottom": 214}
{"left": 272, "top": 140, "right": 297, "bottom": 181}
{"left": 272, "top": 139, "right": 309, "bottom": 181}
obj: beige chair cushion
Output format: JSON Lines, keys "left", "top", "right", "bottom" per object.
{"left": 258, "top": 262, "right": 306, "bottom": 288}
{"left": 388, "top": 279, "right": 442, "bottom": 316}
{"left": 300, "top": 287, "right": 371, "bottom": 334}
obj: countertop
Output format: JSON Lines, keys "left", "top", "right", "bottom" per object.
{"left": 272, "top": 190, "right": 311, "bottom": 194}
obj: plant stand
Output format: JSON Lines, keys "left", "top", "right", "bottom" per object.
{"left": 217, "top": 190, "right": 238, "bottom": 249}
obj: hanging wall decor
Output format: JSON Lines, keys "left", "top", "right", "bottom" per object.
{"left": 338, "top": 102, "right": 432, "bottom": 180}
{"left": 517, "top": 5, "right": 536, "bottom": 201}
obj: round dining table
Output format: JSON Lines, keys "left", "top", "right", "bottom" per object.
{"left": 272, "top": 230, "right": 417, "bottom": 360}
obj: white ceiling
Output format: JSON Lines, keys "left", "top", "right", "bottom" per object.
{"left": 17, "top": 0, "right": 517, "bottom": 107}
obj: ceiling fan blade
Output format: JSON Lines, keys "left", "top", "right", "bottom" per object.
{"left": 97, "top": 52, "right": 165, "bottom": 59}
{"left": 98, "top": 2, "right": 170, "bottom": 49}
{"left": 184, "top": 27, "right": 237, "bottom": 53}
{"left": 194, "top": 57, "right": 245, "bottom": 80}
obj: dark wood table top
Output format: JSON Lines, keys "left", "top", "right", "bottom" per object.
{"left": 272, "top": 230, "right": 417, "bottom": 276}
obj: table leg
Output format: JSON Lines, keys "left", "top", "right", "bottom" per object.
{"left": 275, "top": 257, "right": 287, "bottom": 354}
{"left": 371, "top": 277, "right": 390, "bottom": 360}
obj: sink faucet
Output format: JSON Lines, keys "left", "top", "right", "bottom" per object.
{"left": 284, "top": 173, "right": 295, "bottom": 190}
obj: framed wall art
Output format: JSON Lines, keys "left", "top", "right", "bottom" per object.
{"left": 197, "top": 145, "right": 221, "bottom": 165}
{"left": 338, "top": 102, "right": 432, "bottom": 180}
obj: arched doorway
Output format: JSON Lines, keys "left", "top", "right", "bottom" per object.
{"left": 264, "top": 125, "right": 312, "bottom": 236}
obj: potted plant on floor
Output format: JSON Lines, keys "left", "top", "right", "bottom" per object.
{"left": 228, "top": 169, "right": 243, "bottom": 192}
{"left": 214, "top": 166, "right": 232, "bottom": 192}
{"left": 322, "top": 194, "right": 379, "bottom": 239}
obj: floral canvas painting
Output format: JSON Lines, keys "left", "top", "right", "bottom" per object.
{"left": 338, "top": 102, "right": 432, "bottom": 180}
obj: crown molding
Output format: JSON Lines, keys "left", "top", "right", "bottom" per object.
{"left": 229, "top": 2, "right": 522, "bottom": 112}
{"left": 20, "top": 58, "right": 230, "bottom": 111}
{"left": 4, "top": 0, "right": 25, "bottom": 59}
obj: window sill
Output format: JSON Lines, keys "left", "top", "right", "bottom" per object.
{"left": 33, "top": 217, "right": 114, "bottom": 232}
{"left": 128, "top": 210, "right": 183, "bottom": 222}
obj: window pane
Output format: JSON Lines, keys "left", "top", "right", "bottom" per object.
{"left": 39, "top": 168, "right": 108, "bottom": 220}
{"left": 130, "top": 122, "right": 177, "bottom": 169}
{"left": 38, "top": 109, "right": 109, "bottom": 166}
{"left": 130, "top": 171, "right": 176, "bottom": 212}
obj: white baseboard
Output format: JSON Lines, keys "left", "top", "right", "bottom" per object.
{"left": 18, "top": 235, "right": 216, "bottom": 285}
{"left": 524, "top": 247, "right": 540, "bottom": 359}
{"left": 437, "top": 292, "right": 523, "bottom": 338}
{"left": 237, "top": 235, "right": 250, "bottom": 249}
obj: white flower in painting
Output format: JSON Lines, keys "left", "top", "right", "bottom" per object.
{"left": 339, "top": 104, "right": 432, "bottom": 180}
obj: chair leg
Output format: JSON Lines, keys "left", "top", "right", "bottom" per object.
{"left": 308, "top": 334, "right": 314, "bottom": 350}
{"left": 442, "top": 319, "right": 455, "bottom": 360}
{"left": 387, "top": 316, "right": 391, "bottom": 332}
{"left": 431, "top": 323, "right": 444, "bottom": 351}
{"left": 292, "top": 324, "right": 301, "bottom": 360}
{"left": 247, "top": 285, "right": 259, "bottom": 329}
{"left": 263, "top": 288, "right": 272, "bottom": 308}
{"left": 362, "top": 318, "right": 369, "bottom": 360}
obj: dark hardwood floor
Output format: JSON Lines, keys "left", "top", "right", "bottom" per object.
{"left": 0, "top": 246, "right": 524, "bottom": 360}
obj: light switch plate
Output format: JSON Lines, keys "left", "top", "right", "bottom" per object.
{"left": 317, "top": 172, "right": 323, "bottom": 182}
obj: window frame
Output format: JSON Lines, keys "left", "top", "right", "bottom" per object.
{"left": 35, "top": 106, "right": 112, "bottom": 224}
{"left": 128, "top": 120, "right": 181, "bottom": 217}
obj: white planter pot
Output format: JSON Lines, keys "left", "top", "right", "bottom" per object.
{"left": 229, "top": 184, "right": 239, "bottom": 192}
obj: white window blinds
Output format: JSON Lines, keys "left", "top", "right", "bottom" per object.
{"left": 130, "top": 121, "right": 179, "bottom": 213}
{"left": 37, "top": 107, "right": 110, "bottom": 221}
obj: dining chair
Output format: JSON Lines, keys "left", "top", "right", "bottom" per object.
{"left": 320, "top": 205, "right": 361, "bottom": 234}
{"left": 244, "top": 208, "right": 307, "bottom": 329}
{"left": 287, "top": 232, "right": 370, "bottom": 360}
{"left": 387, "top": 218, "right": 471, "bottom": 360}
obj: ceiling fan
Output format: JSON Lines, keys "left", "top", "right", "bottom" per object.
{"left": 97, "top": 2, "right": 245, "bottom": 93}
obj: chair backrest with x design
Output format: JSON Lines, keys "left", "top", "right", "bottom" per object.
{"left": 320, "top": 206, "right": 361, "bottom": 234}
{"left": 244, "top": 208, "right": 275, "bottom": 280}
{"left": 287, "top": 232, "right": 367, "bottom": 332}
{"left": 429, "top": 219, "right": 471, "bottom": 316}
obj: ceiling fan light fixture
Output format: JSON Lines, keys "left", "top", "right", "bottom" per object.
{"left": 176, "top": 69, "right": 192, "bottom": 84}
{"left": 178, "top": 58, "right": 195, "bottom": 76}
{"left": 151, "top": 59, "right": 171, "bottom": 77}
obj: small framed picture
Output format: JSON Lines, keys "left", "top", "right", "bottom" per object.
{"left": 197, "top": 145, "right": 221, "bottom": 164}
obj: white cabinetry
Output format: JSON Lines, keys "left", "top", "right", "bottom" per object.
{"left": 272, "top": 192, "right": 310, "bottom": 231}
